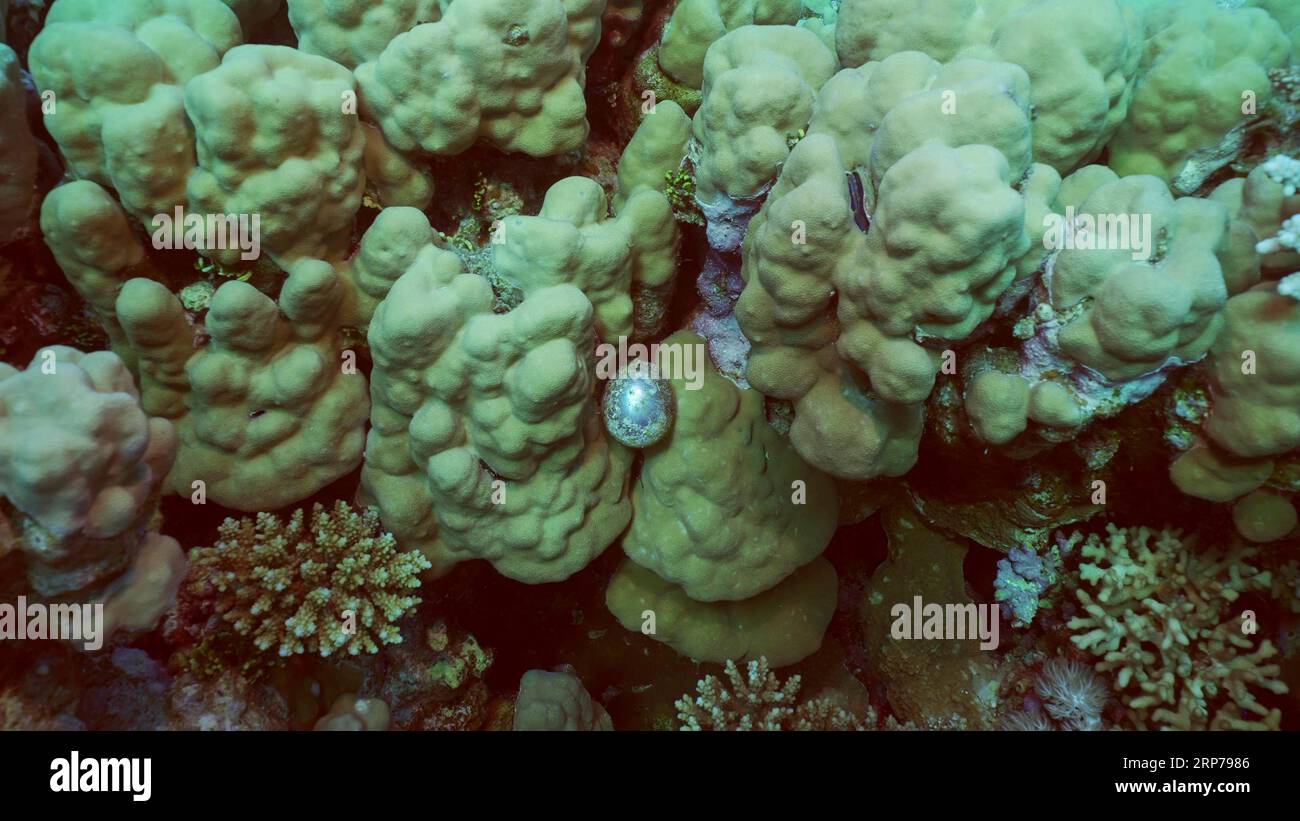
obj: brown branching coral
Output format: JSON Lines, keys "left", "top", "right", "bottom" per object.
{"left": 675, "top": 658, "right": 872, "bottom": 731}
{"left": 1066, "top": 524, "right": 1288, "bottom": 730}
{"left": 187, "top": 501, "right": 431, "bottom": 659}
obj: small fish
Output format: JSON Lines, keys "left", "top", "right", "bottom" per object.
{"left": 847, "top": 171, "right": 870, "bottom": 233}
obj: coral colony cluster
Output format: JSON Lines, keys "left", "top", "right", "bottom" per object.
{"left": 2, "top": 0, "right": 1300, "bottom": 734}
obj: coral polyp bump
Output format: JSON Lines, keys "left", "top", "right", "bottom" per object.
{"left": 0, "top": 0, "right": 1297, "bottom": 737}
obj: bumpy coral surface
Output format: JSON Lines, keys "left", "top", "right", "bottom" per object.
{"left": 513, "top": 667, "right": 612, "bottom": 731}
{"left": 118, "top": 265, "right": 371, "bottom": 512}
{"left": 623, "top": 330, "right": 838, "bottom": 601}
{"left": 494, "top": 175, "right": 679, "bottom": 341}
{"left": 606, "top": 555, "right": 837, "bottom": 667}
{"left": 28, "top": 0, "right": 241, "bottom": 221}
{"left": 1171, "top": 281, "right": 1300, "bottom": 501}
{"left": 1108, "top": 0, "right": 1292, "bottom": 189}
{"left": 186, "top": 44, "right": 367, "bottom": 267}
{"left": 364, "top": 267, "right": 632, "bottom": 582}
{"left": 0, "top": 347, "right": 173, "bottom": 548}
{"left": 0, "top": 347, "right": 185, "bottom": 637}
{"left": 356, "top": 0, "right": 604, "bottom": 157}
{"left": 288, "top": 0, "right": 443, "bottom": 70}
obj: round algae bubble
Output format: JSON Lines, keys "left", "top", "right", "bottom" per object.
{"left": 601, "top": 373, "right": 675, "bottom": 448}
{"left": 1232, "top": 491, "right": 1298, "bottom": 543}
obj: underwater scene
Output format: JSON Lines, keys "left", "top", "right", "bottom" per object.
{"left": 1, "top": 0, "right": 1299, "bottom": 744}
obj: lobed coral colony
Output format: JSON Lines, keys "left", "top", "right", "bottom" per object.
{"left": 2, "top": 0, "right": 1300, "bottom": 734}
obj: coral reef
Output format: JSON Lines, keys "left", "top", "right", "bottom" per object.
{"left": 994, "top": 538, "right": 1069, "bottom": 628}
{"left": 1066, "top": 524, "right": 1287, "bottom": 730}
{"left": 185, "top": 44, "right": 366, "bottom": 268}
{"left": 28, "top": 0, "right": 242, "bottom": 223}
{"left": 606, "top": 555, "right": 838, "bottom": 667}
{"left": 355, "top": 0, "right": 604, "bottom": 157}
{"left": 363, "top": 267, "right": 633, "bottom": 583}
{"left": 513, "top": 666, "right": 612, "bottom": 731}
{"left": 1108, "top": 0, "right": 1292, "bottom": 191}
{"left": 621, "top": 331, "right": 838, "bottom": 601}
{"left": 186, "top": 501, "right": 429, "bottom": 658}
{"left": 4, "top": 0, "right": 1300, "bottom": 740}
{"left": 493, "top": 174, "right": 679, "bottom": 341}
{"left": 1171, "top": 281, "right": 1300, "bottom": 502}
{"left": 675, "top": 657, "right": 872, "bottom": 731}
{"left": 0, "top": 347, "right": 185, "bottom": 639}
{"left": 860, "top": 508, "right": 1001, "bottom": 729}
{"left": 1001, "top": 656, "right": 1110, "bottom": 731}
{"left": 313, "top": 693, "right": 390, "bottom": 731}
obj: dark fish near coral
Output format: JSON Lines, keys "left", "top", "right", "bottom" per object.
{"left": 847, "top": 170, "right": 870, "bottom": 233}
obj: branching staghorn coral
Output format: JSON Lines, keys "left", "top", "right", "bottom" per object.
{"left": 188, "top": 501, "right": 431, "bottom": 659}
{"left": 1065, "top": 524, "right": 1287, "bottom": 730}
{"left": 675, "top": 657, "right": 871, "bottom": 731}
